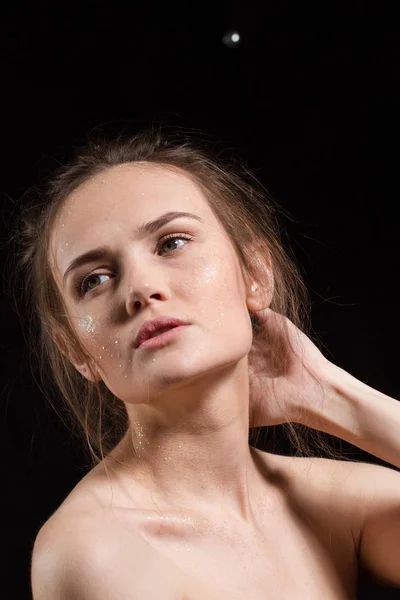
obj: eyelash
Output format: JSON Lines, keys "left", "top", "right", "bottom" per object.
{"left": 74, "top": 233, "right": 194, "bottom": 297}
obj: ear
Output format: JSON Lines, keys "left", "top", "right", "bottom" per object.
{"left": 245, "top": 244, "right": 274, "bottom": 314}
{"left": 54, "top": 332, "right": 102, "bottom": 383}
{"left": 72, "top": 360, "right": 102, "bottom": 383}
{"left": 247, "top": 279, "right": 273, "bottom": 314}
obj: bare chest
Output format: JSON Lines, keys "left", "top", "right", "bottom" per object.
{"left": 64, "top": 454, "right": 360, "bottom": 599}
{"left": 108, "top": 470, "right": 358, "bottom": 599}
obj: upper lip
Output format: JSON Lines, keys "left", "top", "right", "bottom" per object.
{"left": 134, "top": 316, "right": 189, "bottom": 348}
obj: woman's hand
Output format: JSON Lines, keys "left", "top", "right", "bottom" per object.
{"left": 248, "top": 308, "right": 332, "bottom": 427}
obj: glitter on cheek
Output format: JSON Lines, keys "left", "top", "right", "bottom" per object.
{"left": 203, "top": 264, "right": 218, "bottom": 284}
{"left": 78, "top": 315, "right": 96, "bottom": 333}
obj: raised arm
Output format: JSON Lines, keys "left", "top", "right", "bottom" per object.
{"left": 354, "top": 461, "right": 400, "bottom": 588}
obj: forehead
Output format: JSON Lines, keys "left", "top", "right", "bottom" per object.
{"left": 59, "top": 162, "right": 208, "bottom": 220}
{"left": 50, "top": 162, "right": 216, "bottom": 277}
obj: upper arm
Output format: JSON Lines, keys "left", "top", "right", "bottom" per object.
{"left": 31, "top": 515, "right": 181, "bottom": 599}
{"left": 355, "top": 462, "right": 400, "bottom": 588}
{"left": 300, "top": 456, "right": 400, "bottom": 588}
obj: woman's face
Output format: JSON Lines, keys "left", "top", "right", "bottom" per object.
{"left": 50, "top": 162, "right": 256, "bottom": 406}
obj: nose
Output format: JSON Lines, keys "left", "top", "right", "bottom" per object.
{"left": 123, "top": 253, "right": 169, "bottom": 315}
{"left": 125, "top": 282, "right": 166, "bottom": 315}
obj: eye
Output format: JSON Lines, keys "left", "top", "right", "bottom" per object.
{"left": 158, "top": 232, "right": 192, "bottom": 254}
{"left": 74, "top": 233, "right": 193, "bottom": 296}
{"left": 74, "top": 272, "right": 110, "bottom": 296}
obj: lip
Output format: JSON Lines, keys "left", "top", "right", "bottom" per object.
{"left": 134, "top": 316, "right": 190, "bottom": 348}
{"left": 137, "top": 325, "right": 189, "bottom": 349}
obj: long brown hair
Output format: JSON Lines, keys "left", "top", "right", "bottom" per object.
{"left": 4, "top": 124, "right": 349, "bottom": 475}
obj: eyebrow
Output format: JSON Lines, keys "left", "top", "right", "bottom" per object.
{"left": 62, "top": 211, "right": 203, "bottom": 286}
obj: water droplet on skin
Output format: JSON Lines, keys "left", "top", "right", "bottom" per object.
{"left": 99, "top": 355, "right": 102, "bottom": 359}
{"left": 115, "top": 340, "right": 119, "bottom": 344}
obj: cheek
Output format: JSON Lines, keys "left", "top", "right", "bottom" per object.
{"left": 76, "top": 314, "right": 110, "bottom": 358}
{"left": 188, "top": 254, "right": 233, "bottom": 297}
{"left": 78, "top": 315, "right": 99, "bottom": 336}
{"left": 186, "top": 254, "right": 245, "bottom": 324}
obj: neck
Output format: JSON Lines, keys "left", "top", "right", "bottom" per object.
{"left": 107, "top": 362, "right": 269, "bottom": 526}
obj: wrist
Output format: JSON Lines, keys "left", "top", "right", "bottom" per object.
{"left": 294, "top": 362, "right": 361, "bottom": 437}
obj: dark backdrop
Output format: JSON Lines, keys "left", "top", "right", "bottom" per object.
{"left": 1, "top": 2, "right": 400, "bottom": 599}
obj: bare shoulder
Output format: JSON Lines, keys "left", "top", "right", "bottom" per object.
{"left": 275, "top": 451, "right": 365, "bottom": 502}
{"left": 257, "top": 450, "right": 367, "bottom": 550}
{"left": 31, "top": 507, "right": 182, "bottom": 599}
{"left": 256, "top": 447, "right": 364, "bottom": 493}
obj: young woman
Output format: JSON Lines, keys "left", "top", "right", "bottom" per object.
{"left": 8, "top": 127, "right": 400, "bottom": 598}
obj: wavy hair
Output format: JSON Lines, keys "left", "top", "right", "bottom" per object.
{"left": 4, "top": 124, "right": 349, "bottom": 477}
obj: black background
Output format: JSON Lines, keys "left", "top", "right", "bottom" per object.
{"left": 1, "top": 2, "right": 400, "bottom": 598}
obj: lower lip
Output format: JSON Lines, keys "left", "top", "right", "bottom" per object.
{"left": 137, "top": 325, "right": 189, "bottom": 349}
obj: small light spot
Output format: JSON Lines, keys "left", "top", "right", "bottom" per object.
{"left": 222, "top": 30, "right": 241, "bottom": 48}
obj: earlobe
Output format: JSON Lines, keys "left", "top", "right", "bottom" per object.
{"left": 75, "top": 361, "right": 101, "bottom": 382}
{"left": 247, "top": 285, "right": 273, "bottom": 318}
{"left": 54, "top": 333, "right": 101, "bottom": 382}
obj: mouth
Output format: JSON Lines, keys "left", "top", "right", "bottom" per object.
{"left": 137, "top": 325, "right": 189, "bottom": 349}
{"left": 147, "top": 326, "right": 176, "bottom": 339}
{"left": 135, "top": 317, "right": 189, "bottom": 348}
